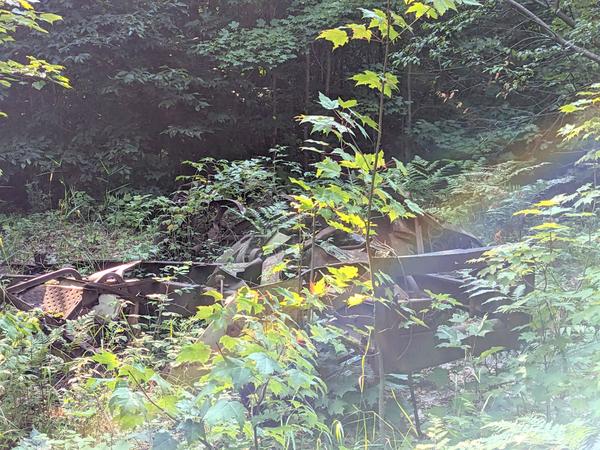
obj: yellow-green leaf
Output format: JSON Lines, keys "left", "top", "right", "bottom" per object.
{"left": 39, "top": 13, "right": 62, "bottom": 24}
{"left": 531, "top": 222, "right": 569, "bottom": 231}
{"left": 19, "top": 0, "right": 34, "bottom": 10}
{"left": 534, "top": 199, "right": 559, "bottom": 207}
{"left": 336, "top": 210, "right": 366, "bottom": 232}
{"left": 93, "top": 351, "right": 120, "bottom": 370}
{"left": 219, "top": 335, "right": 238, "bottom": 351}
{"left": 310, "top": 277, "right": 327, "bottom": 296}
{"left": 315, "top": 157, "right": 342, "bottom": 178}
{"left": 346, "top": 24, "right": 372, "bottom": 41}
{"left": 347, "top": 293, "right": 368, "bottom": 307}
{"left": 203, "top": 289, "right": 224, "bottom": 301}
{"left": 327, "top": 220, "right": 354, "bottom": 234}
{"left": 177, "top": 342, "right": 211, "bottom": 364}
{"left": 351, "top": 70, "right": 382, "bottom": 92}
{"left": 328, "top": 266, "right": 359, "bottom": 287}
{"left": 406, "top": 2, "right": 432, "bottom": 19}
{"left": 560, "top": 103, "right": 578, "bottom": 114}
{"left": 271, "top": 261, "right": 287, "bottom": 274}
{"left": 318, "top": 28, "right": 349, "bottom": 50}
{"left": 338, "top": 97, "right": 358, "bottom": 109}
{"left": 292, "top": 194, "right": 315, "bottom": 211}
{"left": 290, "top": 177, "right": 310, "bottom": 191}
{"left": 513, "top": 208, "right": 542, "bottom": 216}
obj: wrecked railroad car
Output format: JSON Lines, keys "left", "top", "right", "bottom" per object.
{"left": 0, "top": 213, "right": 528, "bottom": 375}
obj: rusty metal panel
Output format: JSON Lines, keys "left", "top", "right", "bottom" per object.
{"left": 8, "top": 268, "right": 82, "bottom": 293}
{"left": 372, "top": 247, "right": 492, "bottom": 279}
{"left": 4, "top": 269, "right": 89, "bottom": 318}
{"left": 376, "top": 318, "right": 522, "bottom": 373}
{"left": 17, "top": 285, "right": 90, "bottom": 319}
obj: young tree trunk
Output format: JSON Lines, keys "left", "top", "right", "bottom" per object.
{"left": 406, "top": 63, "right": 412, "bottom": 134}
{"left": 363, "top": 0, "right": 392, "bottom": 442}
{"left": 272, "top": 73, "right": 278, "bottom": 143}
{"left": 304, "top": 45, "right": 311, "bottom": 142}
{"left": 404, "top": 63, "right": 413, "bottom": 161}
{"left": 325, "top": 51, "right": 332, "bottom": 96}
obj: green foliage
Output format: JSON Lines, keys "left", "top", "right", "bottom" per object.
{"left": 560, "top": 84, "right": 600, "bottom": 166}
{"left": 103, "top": 193, "right": 171, "bottom": 231}
{"left": 0, "top": 205, "right": 160, "bottom": 266}
{"left": 295, "top": 90, "right": 428, "bottom": 252}
{"left": 1, "top": 0, "right": 590, "bottom": 201}
{"left": 412, "top": 116, "right": 540, "bottom": 159}
{"left": 435, "top": 311, "right": 494, "bottom": 350}
{"left": 0, "top": 0, "right": 69, "bottom": 102}
{"left": 414, "top": 183, "right": 600, "bottom": 448}
{"left": 160, "top": 154, "right": 300, "bottom": 258}
{"left": 71, "top": 286, "right": 340, "bottom": 448}
{"left": 0, "top": 0, "right": 365, "bottom": 193}
{"left": 3, "top": 1, "right": 600, "bottom": 448}
{"left": 14, "top": 429, "right": 132, "bottom": 450}
{"left": 3, "top": 136, "right": 600, "bottom": 449}
{"left": 448, "top": 416, "right": 596, "bottom": 449}
{"left": 0, "top": 310, "right": 67, "bottom": 446}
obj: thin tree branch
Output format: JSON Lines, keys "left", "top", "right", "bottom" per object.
{"left": 127, "top": 370, "right": 177, "bottom": 421}
{"left": 128, "top": 371, "right": 215, "bottom": 449}
{"left": 503, "top": 0, "right": 600, "bottom": 64}
{"left": 529, "top": 0, "right": 575, "bottom": 28}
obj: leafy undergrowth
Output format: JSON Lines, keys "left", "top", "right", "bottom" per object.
{"left": 0, "top": 211, "right": 160, "bottom": 266}
{"left": 1, "top": 154, "right": 551, "bottom": 270}
{"left": 1, "top": 154, "right": 302, "bottom": 269}
{"left": 2, "top": 159, "right": 600, "bottom": 449}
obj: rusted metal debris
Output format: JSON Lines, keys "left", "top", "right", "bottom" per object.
{"left": 0, "top": 214, "right": 528, "bottom": 373}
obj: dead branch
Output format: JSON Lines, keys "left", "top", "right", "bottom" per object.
{"left": 529, "top": 0, "right": 576, "bottom": 28}
{"left": 503, "top": 0, "right": 600, "bottom": 65}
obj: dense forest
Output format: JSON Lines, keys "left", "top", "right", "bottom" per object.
{"left": 1, "top": 0, "right": 597, "bottom": 204}
{"left": 1, "top": 0, "right": 600, "bottom": 448}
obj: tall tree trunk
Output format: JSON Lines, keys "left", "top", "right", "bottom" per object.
{"left": 272, "top": 73, "right": 278, "bottom": 143}
{"left": 304, "top": 45, "right": 311, "bottom": 142}
{"left": 337, "top": 55, "right": 343, "bottom": 91}
{"left": 325, "top": 51, "right": 332, "bottom": 96}
{"left": 404, "top": 63, "right": 413, "bottom": 162}
{"left": 406, "top": 63, "right": 412, "bottom": 134}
